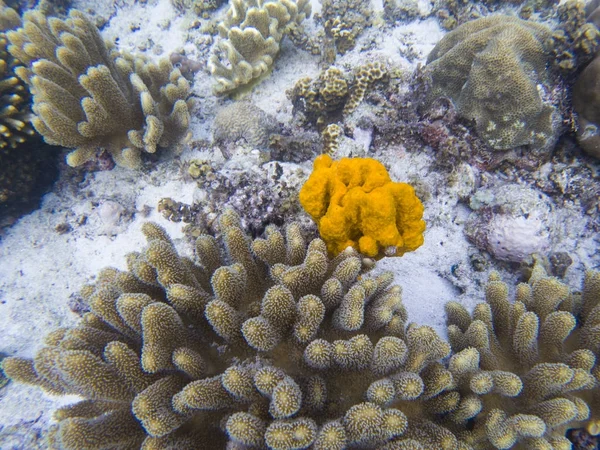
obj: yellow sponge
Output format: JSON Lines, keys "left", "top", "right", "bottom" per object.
{"left": 299, "top": 155, "right": 425, "bottom": 258}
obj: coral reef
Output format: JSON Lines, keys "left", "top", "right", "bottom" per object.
{"left": 320, "top": 0, "right": 372, "bottom": 57}
{"left": 4, "top": 212, "right": 599, "bottom": 449}
{"left": 550, "top": 0, "right": 600, "bottom": 73}
{"left": 208, "top": 0, "right": 312, "bottom": 95}
{"left": 213, "top": 102, "right": 281, "bottom": 155}
{"left": 383, "top": 0, "right": 422, "bottom": 23}
{"left": 343, "top": 62, "right": 387, "bottom": 116}
{"left": 445, "top": 262, "right": 600, "bottom": 448}
{"left": 176, "top": 157, "right": 306, "bottom": 237}
{"left": 268, "top": 127, "right": 321, "bottom": 162}
{"left": 7, "top": 9, "right": 192, "bottom": 168}
{"left": 573, "top": 47, "right": 600, "bottom": 159}
{"left": 289, "top": 62, "right": 388, "bottom": 127}
{"left": 424, "top": 15, "right": 560, "bottom": 152}
{"left": 290, "top": 66, "right": 349, "bottom": 126}
{"left": 0, "top": 1, "right": 59, "bottom": 218}
{"left": 321, "top": 123, "right": 342, "bottom": 155}
{"left": 3, "top": 210, "right": 451, "bottom": 449}
{"left": 299, "top": 154, "right": 426, "bottom": 258}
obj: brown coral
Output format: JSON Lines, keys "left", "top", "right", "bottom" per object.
{"left": 445, "top": 264, "right": 600, "bottom": 448}
{"left": 424, "top": 15, "right": 559, "bottom": 151}
{"left": 7, "top": 9, "right": 192, "bottom": 168}
{"left": 209, "top": 0, "right": 312, "bottom": 94}
{"left": 3, "top": 210, "right": 451, "bottom": 449}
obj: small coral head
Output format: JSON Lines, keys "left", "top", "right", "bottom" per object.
{"left": 299, "top": 155, "right": 425, "bottom": 258}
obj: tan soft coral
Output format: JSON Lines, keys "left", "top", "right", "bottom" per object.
{"left": 3, "top": 210, "right": 452, "bottom": 449}
{"left": 445, "top": 262, "right": 600, "bottom": 449}
{"left": 7, "top": 9, "right": 192, "bottom": 168}
{"left": 209, "top": 0, "right": 312, "bottom": 95}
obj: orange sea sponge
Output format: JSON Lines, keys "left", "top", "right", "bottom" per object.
{"left": 299, "top": 155, "right": 426, "bottom": 258}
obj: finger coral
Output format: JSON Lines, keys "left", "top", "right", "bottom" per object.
{"left": 2, "top": 209, "right": 448, "bottom": 449}
{"left": 209, "top": 0, "right": 312, "bottom": 95}
{"left": 445, "top": 262, "right": 600, "bottom": 449}
{"left": 299, "top": 154, "right": 426, "bottom": 258}
{"left": 6, "top": 9, "right": 192, "bottom": 168}
{"left": 424, "top": 15, "right": 560, "bottom": 152}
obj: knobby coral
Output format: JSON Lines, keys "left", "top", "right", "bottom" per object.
{"left": 299, "top": 154, "right": 426, "bottom": 259}
{"left": 7, "top": 9, "right": 192, "bottom": 168}
{"left": 209, "top": 0, "right": 311, "bottom": 95}
{"left": 3, "top": 209, "right": 448, "bottom": 449}
{"left": 424, "top": 15, "right": 559, "bottom": 151}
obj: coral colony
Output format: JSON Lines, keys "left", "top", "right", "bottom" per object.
{"left": 1, "top": 0, "right": 600, "bottom": 449}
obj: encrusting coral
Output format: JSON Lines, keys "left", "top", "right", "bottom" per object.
{"left": 209, "top": 0, "right": 312, "bottom": 95}
{"left": 321, "top": 122, "right": 342, "bottom": 155}
{"left": 299, "top": 154, "right": 426, "bottom": 259}
{"left": 6, "top": 9, "right": 192, "bottom": 168}
{"left": 424, "top": 15, "right": 560, "bottom": 152}
{"left": 3, "top": 209, "right": 454, "bottom": 449}
{"left": 445, "top": 261, "right": 600, "bottom": 449}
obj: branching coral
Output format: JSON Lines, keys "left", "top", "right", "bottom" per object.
{"left": 208, "top": 0, "right": 312, "bottom": 95}
{"left": 4, "top": 208, "right": 599, "bottom": 448}
{"left": 3, "top": 209, "right": 454, "bottom": 449}
{"left": 445, "top": 263, "right": 600, "bottom": 448}
{"left": 424, "top": 15, "right": 560, "bottom": 151}
{"left": 299, "top": 154, "right": 426, "bottom": 258}
{"left": 6, "top": 9, "right": 192, "bottom": 168}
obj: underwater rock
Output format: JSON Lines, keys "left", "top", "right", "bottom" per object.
{"left": 465, "top": 184, "right": 555, "bottom": 262}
